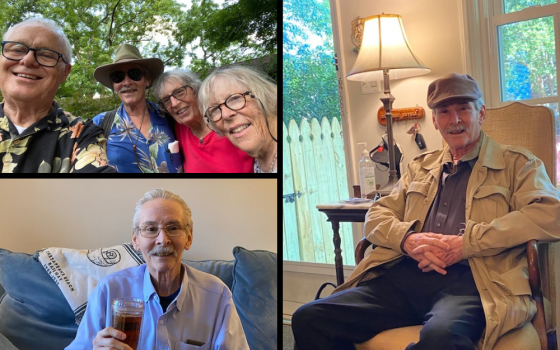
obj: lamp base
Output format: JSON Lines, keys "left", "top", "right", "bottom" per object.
{"left": 376, "top": 173, "right": 399, "bottom": 197}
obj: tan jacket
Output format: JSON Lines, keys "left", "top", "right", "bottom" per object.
{"left": 333, "top": 132, "right": 560, "bottom": 350}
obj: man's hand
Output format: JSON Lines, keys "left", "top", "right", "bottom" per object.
{"left": 93, "top": 327, "right": 132, "bottom": 350}
{"left": 403, "top": 232, "right": 450, "bottom": 274}
{"left": 412, "top": 234, "right": 464, "bottom": 273}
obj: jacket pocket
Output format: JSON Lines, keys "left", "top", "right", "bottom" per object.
{"left": 405, "top": 181, "right": 430, "bottom": 218}
{"left": 472, "top": 185, "right": 511, "bottom": 222}
{"left": 491, "top": 266, "right": 531, "bottom": 296}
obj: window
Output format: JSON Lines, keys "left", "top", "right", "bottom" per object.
{"left": 464, "top": 0, "right": 560, "bottom": 183}
{"left": 283, "top": 0, "right": 355, "bottom": 267}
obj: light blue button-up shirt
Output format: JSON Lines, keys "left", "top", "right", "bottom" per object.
{"left": 66, "top": 264, "right": 248, "bottom": 350}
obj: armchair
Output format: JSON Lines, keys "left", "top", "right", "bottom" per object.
{"left": 353, "top": 102, "right": 558, "bottom": 350}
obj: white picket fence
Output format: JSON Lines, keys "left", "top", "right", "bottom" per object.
{"left": 283, "top": 117, "right": 355, "bottom": 265}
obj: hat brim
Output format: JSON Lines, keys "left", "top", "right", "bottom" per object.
{"left": 429, "top": 95, "right": 478, "bottom": 109}
{"left": 93, "top": 58, "right": 164, "bottom": 90}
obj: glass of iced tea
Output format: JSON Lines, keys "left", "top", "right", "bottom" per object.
{"left": 111, "top": 297, "right": 144, "bottom": 350}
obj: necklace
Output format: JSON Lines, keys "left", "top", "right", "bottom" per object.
{"left": 267, "top": 152, "right": 277, "bottom": 173}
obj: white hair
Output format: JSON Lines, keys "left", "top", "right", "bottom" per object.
{"left": 132, "top": 189, "right": 193, "bottom": 236}
{"left": 198, "top": 65, "right": 277, "bottom": 136}
{"left": 3, "top": 18, "right": 72, "bottom": 65}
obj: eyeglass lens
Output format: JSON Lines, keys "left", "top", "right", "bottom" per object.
{"left": 205, "top": 92, "right": 249, "bottom": 121}
{"left": 110, "top": 68, "right": 143, "bottom": 84}
{"left": 159, "top": 86, "right": 190, "bottom": 109}
{"left": 140, "top": 225, "right": 184, "bottom": 237}
{"left": 2, "top": 41, "right": 64, "bottom": 67}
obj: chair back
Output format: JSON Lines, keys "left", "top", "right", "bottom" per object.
{"left": 482, "top": 102, "right": 556, "bottom": 184}
{"left": 483, "top": 101, "right": 557, "bottom": 333}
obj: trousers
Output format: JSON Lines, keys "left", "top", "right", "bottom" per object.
{"left": 292, "top": 257, "right": 485, "bottom": 350}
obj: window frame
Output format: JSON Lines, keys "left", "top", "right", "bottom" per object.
{"left": 463, "top": 0, "right": 560, "bottom": 108}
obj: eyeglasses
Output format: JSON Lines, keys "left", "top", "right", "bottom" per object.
{"left": 137, "top": 224, "right": 187, "bottom": 238}
{"left": 1, "top": 41, "right": 67, "bottom": 67}
{"left": 158, "top": 85, "right": 191, "bottom": 109}
{"left": 205, "top": 91, "right": 253, "bottom": 122}
{"left": 109, "top": 68, "right": 144, "bottom": 84}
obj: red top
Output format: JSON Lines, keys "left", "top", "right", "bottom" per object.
{"left": 176, "top": 123, "right": 254, "bottom": 173}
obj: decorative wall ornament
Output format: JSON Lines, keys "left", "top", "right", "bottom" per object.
{"left": 351, "top": 17, "right": 366, "bottom": 54}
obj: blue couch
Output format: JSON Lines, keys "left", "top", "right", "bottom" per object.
{"left": 0, "top": 246, "right": 277, "bottom": 350}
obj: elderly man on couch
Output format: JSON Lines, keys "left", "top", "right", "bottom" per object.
{"left": 66, "top": 189, "right": 249, "bottom": 350}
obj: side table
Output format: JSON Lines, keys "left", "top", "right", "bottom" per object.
{"left": 316, "top": 201, "right": 372, "bottom": 286}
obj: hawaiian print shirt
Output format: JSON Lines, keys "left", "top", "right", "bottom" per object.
{"left": 0, "top": 102, "right": 116, "bottom": 173}
{"left": 92, "top": 101, "right": 182, "bottom": 173}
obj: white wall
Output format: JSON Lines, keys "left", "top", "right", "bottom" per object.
{"left": 0, "top": 179, "right": 276, "bottom": 261}
{"left": 335, "top": 0, "right": 467, "bottom": 188}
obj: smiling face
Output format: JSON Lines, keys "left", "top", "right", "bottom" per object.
{"left": 432, "top": 100, "right": 486, "bottom": 157}
{"left": 131, "top": 198, "right": 192, "bottom": 279}
{"left": 0, "top": 24, "right": 71, "bottom": 106}
{"left": 111, "top": 63, "right": 149, "bottom": 108}
{"left": 161, "top": 79, "right": 202, "bottom": 126}
{"left": 208, "top": 77, "right": 268, "bottom": 157}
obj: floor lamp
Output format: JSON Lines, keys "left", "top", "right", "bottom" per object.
{"left": 347, "top": 14, "right": 430, "bottom": 196}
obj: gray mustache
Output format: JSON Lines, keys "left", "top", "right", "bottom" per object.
{"left": 445, "top": 125, "right": 466, "bottom": 134}
{"left": 148, "top": 246, "right": 177, "bottom": 257}
{"left": 118, "top": 87, "right": 137, "bottom": 93}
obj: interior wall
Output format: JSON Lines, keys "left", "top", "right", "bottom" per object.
{"left": 337, "top": 0, "right": 467, "bottom": 188}
{"left": 0, "top": 179, "right": 277, "bottom": 261}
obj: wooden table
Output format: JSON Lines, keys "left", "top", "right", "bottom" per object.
{"left": 316, "top": 201, "right": 372, "bottom": 286}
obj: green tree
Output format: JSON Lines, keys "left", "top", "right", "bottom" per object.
{"left": 0, "top": 0, "right": 277, "bottom": 117}
{"left": 283, "top": 0, "right": 340, "bottom": 125}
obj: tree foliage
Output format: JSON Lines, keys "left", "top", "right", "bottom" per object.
{"left": 283, "top": 0, "right": 340, "bottom": 126}
{"left": 0, "top": 0, "right": 277, "bottom": 117}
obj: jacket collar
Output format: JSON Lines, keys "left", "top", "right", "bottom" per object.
{"left": 420, "top": 131, "right": 505, "bottom": 172}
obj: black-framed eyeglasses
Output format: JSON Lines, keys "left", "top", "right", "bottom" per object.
{"left": 136, "top": 224, "right": 188, "bottom": 238}
{"left": 205, "top": 91, "right": 253, "bottom": 122}
{"left": 1, "top": 41, "right": 67, "bottom": 67}
{"left": 110, "top": 68, "right": 144, "bottom": 84}
{"left": 158, "top": 85, "right": 192, "bottom": 109}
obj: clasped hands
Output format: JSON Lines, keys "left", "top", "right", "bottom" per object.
{"left": 403, "top": 232, "right": 463, "bottom": 275}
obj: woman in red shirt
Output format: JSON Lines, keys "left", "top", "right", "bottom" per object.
{"left": 152, "top": 69, "right": 253, "bottom": 173}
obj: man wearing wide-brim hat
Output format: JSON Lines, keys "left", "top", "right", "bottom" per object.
{"left": 92, "top": 44, "right": 182, "bottom": 173}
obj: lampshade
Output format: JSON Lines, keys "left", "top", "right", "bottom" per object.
{"left": 346, "top": 14, "right": 430, "bottom": 81}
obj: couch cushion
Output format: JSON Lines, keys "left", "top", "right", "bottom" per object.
{"left": 0, "top": 249, "right": 77, "bottom": 350}
{"left": 0, "top": 332, "right": 18, "bottom": 350}
{"left": 182, "top": 259, "right": 234, "bottom": 290}
{"left": 231, "top": 246, "right": 277, "bottom": 350}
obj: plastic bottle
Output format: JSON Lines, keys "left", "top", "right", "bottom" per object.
{"left": 357, "top": 142, "right": 376, "bottom": 199}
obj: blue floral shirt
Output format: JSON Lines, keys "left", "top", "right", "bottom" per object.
{"left": 93, "top": 101, "right": 182, "bottom": 173}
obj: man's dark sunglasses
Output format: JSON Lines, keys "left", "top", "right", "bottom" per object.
{"left": 109, "top": 68, "right": 143, "bottom": 84}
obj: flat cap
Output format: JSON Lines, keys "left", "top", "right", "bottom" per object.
{"left": 427, "top": 73, "right": 482, "bottom": 109}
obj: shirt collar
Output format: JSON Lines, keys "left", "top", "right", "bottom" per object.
{"left": 142, "top": 263, "right": 189, "bottom": 312}
{"left": 442, "top": 133, "right": 483, "bottom": 169}
{"left": 118, "top": 101, "right": 167, "bottom": 126}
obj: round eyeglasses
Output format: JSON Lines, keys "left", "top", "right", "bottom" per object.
{"left": 1, "top": 41, "right": 67, "bottom": 67}
{"left": 158, "top": 85, "right": 191, "bottom": 110}
{"left": 204, "top": 91, "right": 253, "bottom": 122}
{"left": 137, "top": 224, "right": 188, "bottom": 238}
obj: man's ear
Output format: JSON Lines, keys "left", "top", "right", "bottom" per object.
{"left": 478, "top": 105, "right": 486, "bottom": 124}
{"left": 131, "top": 230, "right": 139, "bottom": 250}
{"left": 184, "top": 230, "right": 193, "bottom": 251}
{"left": 432, "top": 112, "right": 439, "bottom": 131}
{"left": 62, "top": 63, "right": 72, "bottom": 82}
